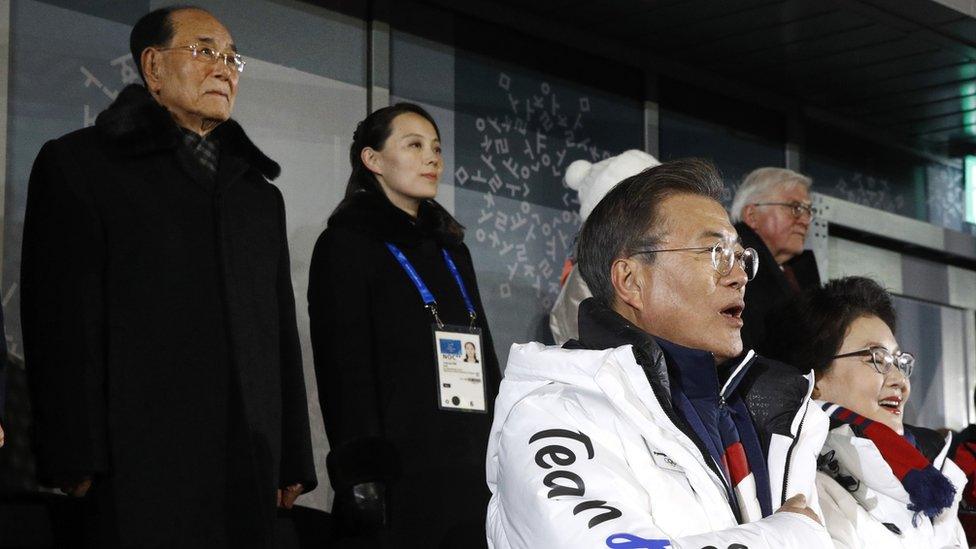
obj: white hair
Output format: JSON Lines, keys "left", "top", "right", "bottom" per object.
{"left": 730, "top": 167, "right": 812, "bottom": 223}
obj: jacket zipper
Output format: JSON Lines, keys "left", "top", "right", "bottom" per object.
{"left": 719, "top": 350, "right": 754, "bottom": 398}
{"left": 648, "top": 371, "right": 734, "bottom": 505}
{"left": 780, "top": 400, "right": 808, "bottom": 505}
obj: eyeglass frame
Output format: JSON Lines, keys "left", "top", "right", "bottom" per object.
{"left": 631, "top": 240, "right": 759, "bottom": 280}
{"left": 750, "top": 201, "right": 815, "bottom": 220}
{"left": 155, "top": 43, "right": 246, "bottom": 74}
{"left": 832, "top": 346, "right": 915, "bottom": 378}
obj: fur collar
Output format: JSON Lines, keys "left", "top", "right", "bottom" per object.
{"left": 328, "top": 189, "right": 465, "bottom": 248}
{"left": 94, "top": 84, "right": 280, "bottom": 180}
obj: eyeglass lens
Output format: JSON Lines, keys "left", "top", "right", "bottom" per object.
{"left": 870, "top": 348, "right": 914, "bottom": 377}
{"left": 190, "top": 45, "right": 245, "bottom": 73}
{"left": 711, "top": 243, "right": 758, "bottom": 280}
{"left": 206, "top": 50, "right": 243, "bottom": 72}
{"left": 791, "top": 203, "right": 814, "bottom": 219}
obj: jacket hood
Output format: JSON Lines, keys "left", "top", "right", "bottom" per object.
{"left": 570, "top": 298, "right": 764, "bottom": 410}
{"left": 489, "top": 300, "right": 671, "bottom": 474}
{"left": 328, "top": 189, "right": 465, "bottom": 247}
{"left": 572, "top": 298, "right": 672, "bottom": 395}
{"left": 94, "top": 84, "right": 280, "bottom": 180}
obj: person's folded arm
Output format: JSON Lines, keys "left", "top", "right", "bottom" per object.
{"left": 492, "top": 396, "right": 832, "bottom": 549}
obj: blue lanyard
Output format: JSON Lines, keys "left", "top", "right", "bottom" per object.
{"left": 385, "top": 243, "right": 477, "bottom": 328}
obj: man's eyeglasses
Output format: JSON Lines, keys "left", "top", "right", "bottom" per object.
{"left": 633, "top": 241, "right": 759, "bottom": 280}
{"left": 832, "top": 346, "right": 915, "bottom": 377}
{"left": 156, "top": 43, "right": 246, "bottom": 74}
{"left": 750, "top": 201, "right": 815, "bottom": 220}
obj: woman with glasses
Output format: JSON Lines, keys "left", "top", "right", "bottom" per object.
{"left": 768, "top": 276, "right": 967, "bottom": 548}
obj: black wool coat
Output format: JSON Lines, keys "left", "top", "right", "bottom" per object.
{"left": 309, "top": 190, "right": 501, "bottom": 547}
{"left": 736, "top": 222, "right": 821, "bottom": 357}
{"left": 20, "top": 84, "right": 316, "bottom": 548}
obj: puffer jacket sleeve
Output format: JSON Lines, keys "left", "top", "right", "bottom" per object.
{"left": 740, "top": 362, "right": 829, "bottom": 521}
{"left": 815, "top": 472, "right": 860, "bottom": 549}
{"left": 490, "top": 393, "right": 833, "bottom": 549}
{"left": 948, "top": 519, "right": 968, "bottom": 548}
{"left": 937, "top": 455, "right": 970, "bottom": 548}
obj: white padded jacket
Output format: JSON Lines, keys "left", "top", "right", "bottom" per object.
{"left": 486, "top": 341, "right": 833, "bottom": 549}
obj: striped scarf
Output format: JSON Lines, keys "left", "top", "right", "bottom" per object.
{"left": 821, "top": 402, "right": 955, "bottom": 521}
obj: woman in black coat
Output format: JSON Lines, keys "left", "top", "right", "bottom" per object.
{"left": 309, "top": 103, "right": 501, "bottom": 547}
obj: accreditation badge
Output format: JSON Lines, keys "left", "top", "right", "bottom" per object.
{"left": 432, "top": 325, "right": 487, "bottom": 413}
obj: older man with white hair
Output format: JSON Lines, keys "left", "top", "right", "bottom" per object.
{"left": 731, "top": 167, "right": 821, "bottom": 356}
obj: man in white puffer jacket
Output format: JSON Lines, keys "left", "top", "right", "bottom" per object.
{"left": 486, "top": 159, "right": 833, "bottom": 549}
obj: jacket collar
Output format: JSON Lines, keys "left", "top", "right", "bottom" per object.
{"left": 94, "top": 84, "right": 280, "bottom": 181}
{"left": 573, "top": 298, "right": 757, "bottom": 399}
{"left": 821, "top": 415, "right": 964, "bottom": 512}
{"left": 574, "top": 298, "right": 670, "bottom": 394}
{"left": 658, "top": 337, "right": 756, "bottom": 403}
{"left": 328, "top": 189, "right": 464, "bottom": 248}
{"left": 822, "top": 423, "right": 916, "bottom": 505}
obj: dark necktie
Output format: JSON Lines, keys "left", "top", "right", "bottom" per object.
{"left": 782, "top": 264, "right": 801, "bottom": 293}
{"left": 181, "top": 130, "right": 219, "bottom": 177}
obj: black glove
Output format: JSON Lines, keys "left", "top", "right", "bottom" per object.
{"left": 327, "top": 437, "right": 400, "bottom": 536}
{"left": 337, "top": 481, "right": 388, "bottom": 533}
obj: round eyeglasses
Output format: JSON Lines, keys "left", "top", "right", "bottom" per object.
{"left": 832, "top": 346, "right": 914, "bottom": 377}
{"left": 156, "top": 43, "right": 246, "bottom": 74}
{"left": 633, "top": 241, "right": 759, "bottom": 280}
{"left": 750, "top": 201, "right": 815, "bottom": 220}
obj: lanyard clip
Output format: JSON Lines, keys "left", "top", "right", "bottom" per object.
{"left": 427, "top": 303, "right": 445, "bottom": 329}
{"left": 469, "top": 311, "right": 477, "bottom": 330}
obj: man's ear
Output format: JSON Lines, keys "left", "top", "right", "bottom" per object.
{"left": 141, "top": 48, "right": 162, "bottom": 93}
{"left": 361, "top": 147, "right": 383, "bottom": 176}
{"left": 610, "top": 257, "right": 646, "bottom": 313}
{"left": 742, "top": 204, "right": 758, "bottom": 229}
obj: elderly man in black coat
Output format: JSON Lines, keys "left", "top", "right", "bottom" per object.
{"left": 20, "top": 6, "right": 316, "bottom": 547}
{"left": 731, "top": 167, "right": 821, "bottom": 356}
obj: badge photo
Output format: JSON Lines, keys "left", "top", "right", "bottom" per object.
{"left": 433, "top": 326, "right": 487, "bottom": 413}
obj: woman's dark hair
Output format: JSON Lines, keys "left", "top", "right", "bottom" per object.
{"left": 766, "top": 276, "right": 897, "bottom": 375}
{"left": 345, "top": 102, "right": 441, "bottom": 198}
{"left": 332, "top": 103, "right": 463, "bottom": 243}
